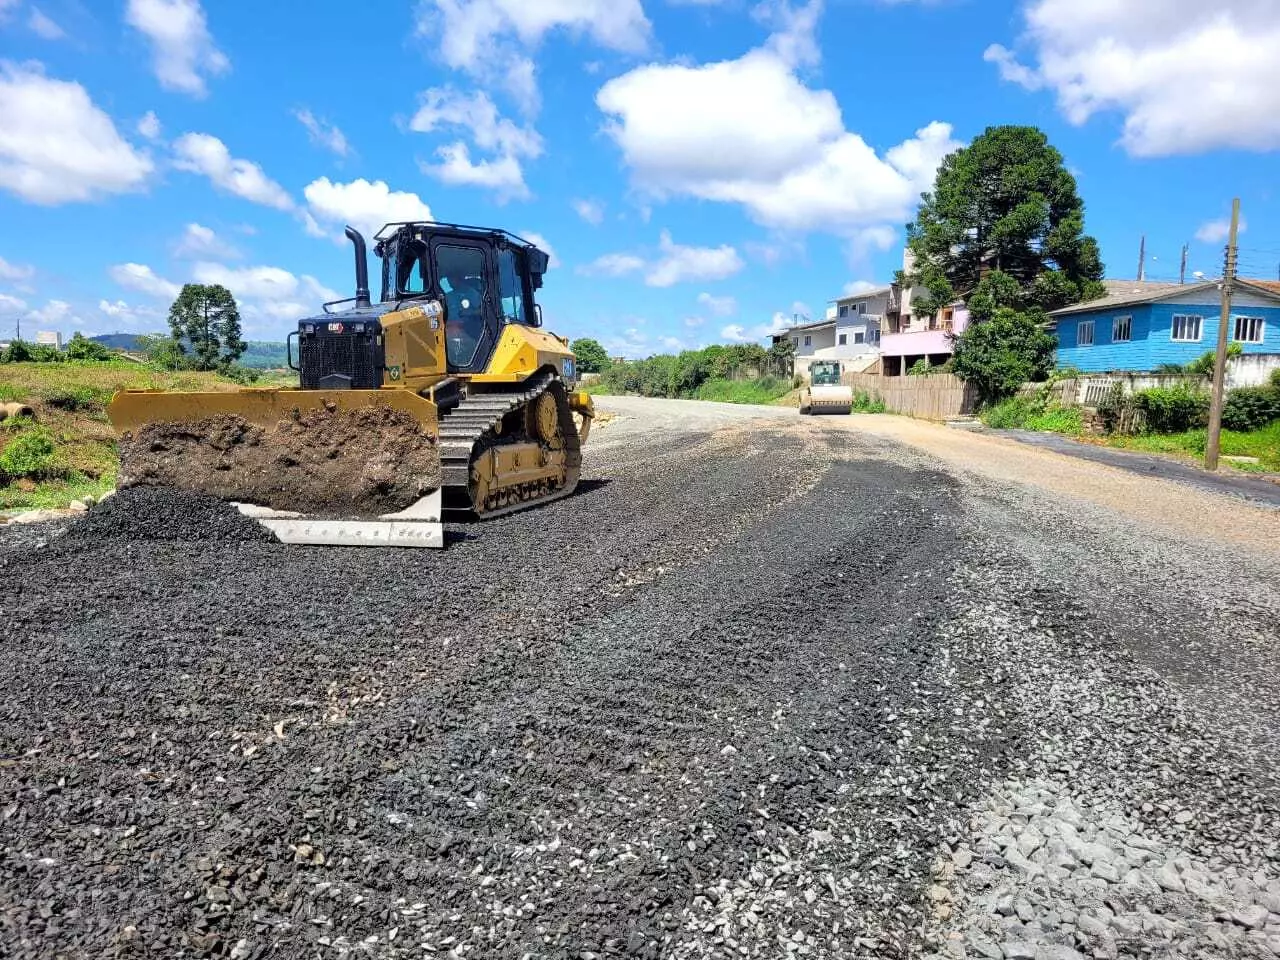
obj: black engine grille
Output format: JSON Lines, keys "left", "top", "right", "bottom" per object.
{"left": 299, "top": 324, "right": 383, "bottom": 390}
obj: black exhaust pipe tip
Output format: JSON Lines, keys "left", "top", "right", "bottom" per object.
{"left": 345, "top": 226, "right": 371, "bottom": 309}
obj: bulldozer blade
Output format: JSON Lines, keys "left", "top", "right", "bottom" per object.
{"left": 108, "top": 387, "right": 444, "bottom": 521}
{"left": 235, "top": 490, "right": 444, "bottom": 548}
{"left": 107, "top": 387, "right": 440, "bottom": 434}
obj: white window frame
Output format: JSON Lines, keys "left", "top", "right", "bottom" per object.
{"left": 856, "top": 302, "right": 867, "bottom": 314}
{"left": 854, "top": 330, "right": 865, "bottom": 345}
{"left": 1233, "top": 315, "right": 1265, "bottom": 344}
{"left": 803, "top": 335, "right": 812, "bottom": 347}
{"left": 1077, "top": 319, "right": 1095, "bottom": 347}
{"left": 1171, "top": 314, "right": 1203, "bottom": 343}
{"left": 869, "top": 327, "right": 881, "bottom": 345}
{"left": 839, "top": 304, "right": 849, "bottom": 317}
{"left": 1112, "top": 315, "right": 1132, "bottom": 343}
{"left": 837, "top": 332, "right": 847, "bottom": 345}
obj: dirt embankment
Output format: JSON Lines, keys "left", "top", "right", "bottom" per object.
{"left": 118, "top": 405, "right": 443, "bottom": 516}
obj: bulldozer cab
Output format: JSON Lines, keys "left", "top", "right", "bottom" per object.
{"left": 810, "top": 360, "right": 842, "bottom": 386}
{"left": 375, "top": 222, "right": 550, "bottom": 374}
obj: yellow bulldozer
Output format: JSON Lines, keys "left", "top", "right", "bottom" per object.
{"left": 107, "top": 222, "right": 594, "bottom": 547}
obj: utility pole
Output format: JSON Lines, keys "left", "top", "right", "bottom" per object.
{"left": 1179, "top": 244, "right": 1188, "bottom": 284}
{"left": 1205, "top": 198, "right": 1241, "bottom": 471}
{"left": 1136, "top": 235, "right": 1146, "bottom": 281}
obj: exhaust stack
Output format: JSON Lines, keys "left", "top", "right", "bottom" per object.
{"left": 345, "top": 226, "right": 371, "bottom": 309}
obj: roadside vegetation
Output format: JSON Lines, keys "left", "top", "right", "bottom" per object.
{"left": 585, "top": 342, "right": 797, "bottom": 404}
{"left": 982, "top": 369, "right": 1280, "bottom": 472}
{"left": 0, "top": 359, "right": 292, "bottom": 512}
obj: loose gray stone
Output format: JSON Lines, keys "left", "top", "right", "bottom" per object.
{"left": 1077, "top": 913, "right": 1109, "bottom": 938}
{"left": 1003, "top": 942, "right": 1036, "bottom": 960}
{"left": 1231, "top": 906, "right": 1268, "bottom": 930}
{"left": 1156, "top": 863, "right": 1185, "bottom": 893}
{"left": 967, "top": 932, "right": 1004, "bottom": 959}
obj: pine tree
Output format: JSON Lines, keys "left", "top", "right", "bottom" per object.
{"left": 167, "top": 284, "right": 246, "bottom": 371}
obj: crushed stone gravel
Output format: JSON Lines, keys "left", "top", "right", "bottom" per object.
{"left": 1, "top": 397, "right": 1277, "bottom": 960}
{"left": 60, "top": 486, "right": 279, "bottom": 543}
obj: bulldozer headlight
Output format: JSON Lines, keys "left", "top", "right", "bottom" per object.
{"left": 352, "top": 323, "right": 365, "bottom": 333}
{"left": 303, "top": 324, "right": 315, "bottom": 334}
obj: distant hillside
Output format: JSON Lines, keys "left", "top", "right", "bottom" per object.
{"left": 91, "top": 333, "right": 147, "bottom": 351}
{"left": 89, "top": 334, "right": 288, "bottom": 369}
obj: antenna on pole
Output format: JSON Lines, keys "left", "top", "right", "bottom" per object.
{"left": 1180, "top": 244, "right": 1188, "bottom": 285}
{"left": 1137, "top": 235, "right": 1146, "bottom": 282}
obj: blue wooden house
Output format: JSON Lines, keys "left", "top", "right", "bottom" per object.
{"left": 1050, "top": 279, "right": 1280, "bottom": 372}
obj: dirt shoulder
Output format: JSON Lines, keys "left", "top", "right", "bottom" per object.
{"left": 835, "top": 413, "right": 1280, "bottom": 556}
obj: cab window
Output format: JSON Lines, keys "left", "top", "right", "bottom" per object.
{"left": 436, "top": 244, "right": 487, "bottom": 367}
{"left": 497, "top": 247, "right": 528, "bottom": 325}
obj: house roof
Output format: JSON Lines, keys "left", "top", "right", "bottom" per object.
{"left": 1048, "top": 278, "right": 1280, "bottom": 319}
{"left": 777, "top": 318, "right": 835, "bottom": 336}
{"left": 831, "top": 286, "right": 892, "bottom": 304}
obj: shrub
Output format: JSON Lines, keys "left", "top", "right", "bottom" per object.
{"left": 1222, "top": 382, "right": 1280, "bottom": 432}
{"left": 1, "top": 340, "right": 34, "bottom": 363}
{"left": 221, "top": 364, "right": 261, "bottom": 385}
{"left": 0, "top": 426, "right": 69, "bottom": 481}
{"left": 1131, "top": 385, "right": 1209, "bottom": 433}
{"left": 980, "top": 396, "right": 1039, "bottom": 429}
{"left": 851, "top": 391, "right": 886, "bottom": 413}
{"left": 1185, "top": 343, "right": 1243, "bottom": 378}
{"left": 64, "top": 333, "right": 115, "bottom": 361}
{"left": 907, "top": 358, "right": 934, "bottom": 376}
{"left": 42, "top": 384, "right": 112, "bottom": 412}
{"left": 1025, "top": 406, "right": 1083, "bottom": 435}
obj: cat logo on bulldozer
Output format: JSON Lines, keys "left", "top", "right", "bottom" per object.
{"left": 388, "top": 365, "right": 401, "bottom": 381}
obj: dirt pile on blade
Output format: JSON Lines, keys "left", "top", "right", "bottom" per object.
{"left": 64, "top": 487, "right": 279, "bottom": 543}
{"left": 118, "top": 405, "right": 443, "bottom": 516}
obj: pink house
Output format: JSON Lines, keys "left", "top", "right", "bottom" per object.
{"left": 879, "top": 249, "right": 969, "bottom": 376}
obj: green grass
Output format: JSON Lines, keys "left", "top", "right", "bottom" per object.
{"left": 693, "top": 377, "right": 792, "bottom": 404}
{"left": 979, "top": 397, "right": 1083, "bottom": 435}
{"left": 0, "top": 472, "right": 117, "bottom": 511}
{"left": 1107, "top": 422, "right": 1280, "bottom": 471}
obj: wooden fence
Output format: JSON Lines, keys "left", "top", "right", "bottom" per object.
{"left": 841, "top": 372, "right": 977, "bottom": 420}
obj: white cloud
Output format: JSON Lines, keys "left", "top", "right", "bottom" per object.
{"left": 597, "top": 41, "right": 957, "bottom": 235}
{"left": 421, "top": 143, "right": 530, "bottom": 200}
{"left": 173, "top": 133, "right": 293, "bottom": 210}
{"left": 580, "top": 252, "right": 646, "bottom": 277}
{"left": 720, "top": 323, "right": 750, "bottom": 343}
{"left": 697, "top": 292, "right": 737, "bottom": 316}
{"left": 1195, "top": 216, "right": 1247, "bottom": 244}
{"left": 416, "top": 0, "right": 650, "bottom": 113}
{"left": 755, "top": 0, "right": 823, "bottom": 70}
{"left": 126, "top": 0, "right": 228, "bottom": 97}
{"left": 98, "top": 299, "right": 162, "bottom": 326}
{"left": 572, "top": 197, "right": 606, "bottom": 225}
{"left": 0, "top": 0, "right": 18, "bottom": 19}
{"left": 294, "top": 108, "right": 350, "bottom": 157}
{"left": 410, "top": 87, "right": 541, "bottom": 199}
{"left": 28, "top": 299, "right": 79, "bottom": 327}
{"left": 684, "top": 316, "right": 705, "bottom": 327}
{"left": 28, "top": 7, "right": 65, "bottom": 39}
{"left": 0, "top": 255, "right": 34, "bottom": 282}
{"left": 0, "top": 63, "right": 154, "bottom": 205}
{"left": 988, "top": 0, "right": 1280, "bottom": 155}
{"left": 174, "top": 222, "right": 241, "bottom": 260}
{"left": 190, "top": 263, "right": 343, "bottom": 328}
{"left": 646, "top": 231, "right": 743, "bottom": 287}
{"left": 0, "top": 293, "right": 27, "bottom": 313}
{"left": 580, "top": 232, "right": 744, "bottom": 287}
{"left": 109, "top": 262, "right": 180, "bottom": 300}
{"left": 520, "top": 231, "right": 560, "bottom": 268}
{"left": 136, "top": 110, "right": 162, "bottom": 140}
{"left": 302, "top": 177, "right": 433, "bottom": 244}
{"left": 843, "top": 279, "right": 880, "bottom": 296}
{"left": 659, "top": 335, "right": 684, "bottom": 351}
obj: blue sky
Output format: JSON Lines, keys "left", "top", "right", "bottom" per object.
{"left": 1, "top": 0, "right": 1277, "bottom": 356}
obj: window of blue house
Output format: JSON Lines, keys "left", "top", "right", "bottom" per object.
{"left": 1171, "top": 315, "right": 1203, "bottom": 342}
{"left": 1113, "top": 316, "right": 1132, "bottom": 342}
{"left": 1233, "top": 316, "right": 1265, "bottom": 344}
{"left": 1078, "top": 320, "right": 1094, "bottom": 346}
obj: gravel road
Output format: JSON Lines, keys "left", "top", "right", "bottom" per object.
{"left": 3, "top": 396, "right": 1279, "bottom": 960}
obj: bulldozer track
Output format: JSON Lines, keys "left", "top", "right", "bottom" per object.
{"left": 436, "top": 371, "right": 582, "bottom": 516}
